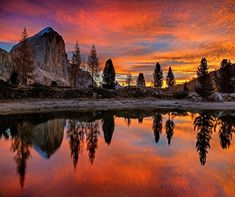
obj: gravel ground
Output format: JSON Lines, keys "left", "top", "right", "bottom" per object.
{"left": 0, "top": 98, "right": 235, "bottom": 115}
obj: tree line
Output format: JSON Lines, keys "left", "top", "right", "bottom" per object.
{"left": 8, "top": 28, "right": 234, "bottom": 98}
{"left": 62, "top": 40, "right": 235, "bottom": 97}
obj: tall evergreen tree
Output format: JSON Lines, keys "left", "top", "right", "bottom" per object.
{"left": 13, "top": 27, "right": 34, "bottom": 85}
{"left": 136, "top": 73, "right": 146, "bottom": 87}
{"left": 88, "top": 45, "right": 99, "bottom": 87}
{"left": 71, "top": 42, "right": 81, "bottom": 87}
{"left": 218, "top": 59, "right": 233, "bottom": 93}
{"left": 195, "top": 58, "right": 214, "bottom": 98}
{"left": 166, "top": 67, "right": 175, "bottom": 88}
{"left": 102, "top": 59, "right": 116, "bottom": 89}
{"left": 126, "top": 72, "right": 133, "bottom": 87}
{"left": 153, "top": 62, "right": 163, "bottom": 88}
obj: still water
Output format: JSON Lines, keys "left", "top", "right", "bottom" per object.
{"left": 0, "top": 110, "right": 235, "bottom": 197}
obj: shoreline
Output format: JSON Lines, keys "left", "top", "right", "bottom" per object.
{"left": 0, "top": 98, "right": 235, "bottom": 115}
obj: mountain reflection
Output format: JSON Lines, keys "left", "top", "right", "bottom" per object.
{"left": 0, "top": 118, "right": 65, "bottom": 188}
{"left": 32, "top": 119, "right": 64, "bottom": 159}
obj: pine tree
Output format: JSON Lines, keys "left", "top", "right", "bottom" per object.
{"left": 195, "top": 58, "right": 214, "bottom": 98}
{"left": 88, "top": 45, "right": 99, "bottom": 87}
{"left": 71, "top": 42, "right": 81, "bottom": 87}
{"left": 166, "top": 67, "right": 175, "bottom": 88}
{"left": 153, "top": 62, "right": 163, "bottom": 88}
{"left": 126, "top": 72, "right": 133, "bottom": 87}
{"left": 136, "top": 73, "right": 146, "bottom": 87}
{"left": 218, "top": 59, "right": 233, "bottom": 93}
{"left": 102, "top": 58, "right": 116, "bottom": 89}
{"left": 13, "top": 27, "right": 34, "bottom": 85}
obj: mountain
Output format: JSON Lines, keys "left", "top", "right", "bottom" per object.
{"left": 0, "top": 27, "right": 94, "bottom": 87}
{"left": 10, "top": 27, "right": 70, "bottom": 85}
{"left": 32, "top": 119, "right": 65, "bottom": 159}
{"left": 0, "top": 48, "right": 12, "bottom": 81}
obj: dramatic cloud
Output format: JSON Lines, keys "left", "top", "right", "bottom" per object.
{"left": 0, "top": 0, "right": 235, "bottom": 83}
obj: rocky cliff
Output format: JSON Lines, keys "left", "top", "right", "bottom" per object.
{"left": 0, "top": 48, "right": 12, "bottom": 81}
{"left": 10, "top": 27, "right": 70, "bottom": 85}
{"left": 0, "top": 27, "right": 94, "bottom": 87}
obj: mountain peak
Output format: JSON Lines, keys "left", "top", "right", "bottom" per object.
{"left": 26, "top": 26, "right": 58, "bottom": 42}
{"left": 37, "top": 27, "right": 55, "bottom": 36}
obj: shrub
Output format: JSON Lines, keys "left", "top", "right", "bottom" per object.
{"left": 173, "top": 90, "right": 189, "bottom": 99}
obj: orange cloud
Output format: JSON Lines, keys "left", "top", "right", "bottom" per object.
{"left": 0, "top": 0, "right": 235, "bottom": 83}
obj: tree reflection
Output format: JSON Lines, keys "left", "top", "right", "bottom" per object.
{"left": 10, "top": 122, "right": 32, "bottom": 188}
{"left": 152, "top": 113, "right": 162, "bottom": 143}
{"left": 165, "top": 113, "right": 175, "bottom": 145}
{"left": 218, "top": 116, "right": 235, "bottom": 149}
{"left": 124, "top": 117, "right": 132, "bottom": 127}
{"left": 138, "top": 116, "right": 143, "bottom": 124}
{"left": 66, "top": 120, "right": 100, "bottom": 166}
{"left": 66, "top": 120, "right": 81, "bottom": 169}
{"left": 86, "top": 121, "right": 100, "bottom": 165}
{"left": 102, "top": 113, "right": 115, "bottom": 145}
{"left": 194, "top": 113, "right": 214, "bottom": 166}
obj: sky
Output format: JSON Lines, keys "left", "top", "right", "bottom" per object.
{"left": 0, "top": 0, "right": 235, "bottom": 84}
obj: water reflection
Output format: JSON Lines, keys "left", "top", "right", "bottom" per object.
{"left": 0, "top": 121, "right": 32, "bottom": 188}
{"left": 0, "top": 110, "right": 235, "bottom": 193}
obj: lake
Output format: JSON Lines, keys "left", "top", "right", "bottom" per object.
{"left": 0, "top": 110, "right": 235, "bottom": 197}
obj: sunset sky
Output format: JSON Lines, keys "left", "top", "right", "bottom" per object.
{"left": 0, "top": 0, "right": 235, "bottom": 84}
